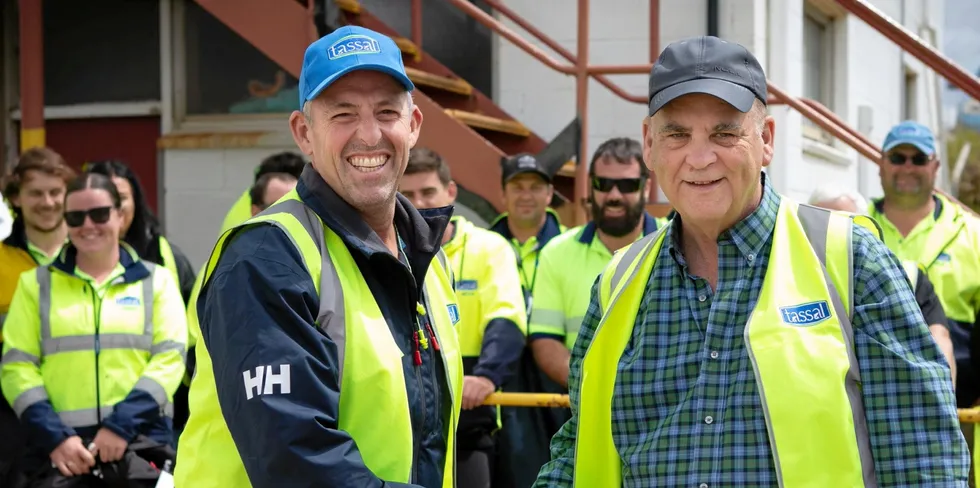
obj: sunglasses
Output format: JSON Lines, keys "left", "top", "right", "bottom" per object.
{"left": 592, "top": 177, "right": 645, "bottom": 194}
{"left": 64, "top": 206, "right": 113, "bottom": 228}
{"left": 887, "top": 152, "right": 930, "bottom": 166}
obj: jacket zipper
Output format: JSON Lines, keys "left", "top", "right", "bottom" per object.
{"left": 412, "top": 312, "right": 426, "bottom": 485}
{"left": 420, "top": 291, "right": 456, "bottom": 488}
{"left": 88, "top": 284, "right": 104, "bottom": 425}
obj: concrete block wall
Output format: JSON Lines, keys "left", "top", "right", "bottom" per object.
{"left": 163, "top": 146, "right": 298, "bottom": 268}
{"left": 493, "top": 0, "right": 707, "bottom": 174}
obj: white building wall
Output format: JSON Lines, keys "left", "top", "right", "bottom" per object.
{"left": 492, "top": 0, "right": 946, "bottom": 205}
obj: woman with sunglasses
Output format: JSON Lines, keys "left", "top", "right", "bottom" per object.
{"left": 1, "top": 173, "right": 187, "bottom": 486}
{"left": 83, "top": 160, "right": 195, "bottom": 304}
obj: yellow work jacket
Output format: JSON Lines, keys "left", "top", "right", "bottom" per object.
{"left": 175, "top": 193, "right": 464, "bottom": 488}
{"left": 1, "top": 244, "right": 187, "bottom": 448}
{"left": 573, "top": 200, "right": 881, "bottom": 487}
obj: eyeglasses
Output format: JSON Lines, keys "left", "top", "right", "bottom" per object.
{"left": 64, "top": 207, "right": 112, "bottom": 228}
{"left": 592, "top": 177, "right": 645, "bottom": 194}
{"left": 887, "top": 152, "right": 930, "bottom": 166}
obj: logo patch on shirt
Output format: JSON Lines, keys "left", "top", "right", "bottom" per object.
{"left": 779, "top": 301, "right": 831, "bottom": 326}
{"left": 115, "top": 296, "right": 141, "bottom": 307}
{"left": 327, "top": 35, "right": 381, "bottom": 60}
{"left": 457, "top": 279, "right": 478, "bottom": 291}
{"left": 447, "top": 304, "right": 460, "bottom": 325}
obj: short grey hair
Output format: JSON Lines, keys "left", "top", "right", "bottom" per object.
{"left": 808, "top": 185, "right": 869, "bottom": 215}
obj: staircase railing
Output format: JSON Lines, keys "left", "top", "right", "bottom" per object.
{"left": 434, "top": 0, "right": 980, "bottom": 221}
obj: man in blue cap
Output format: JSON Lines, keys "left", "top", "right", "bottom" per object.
{"left": 868, "top": 120, "right": 980, "bottom": 411}
{"left": 175, "top": 26, "right": 464, "bottom": 488}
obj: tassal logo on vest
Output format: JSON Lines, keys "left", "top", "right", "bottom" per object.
{"left": 447, "top": 304, "right": 461, "bottom": 325}
{"left": 115, "top": 296, "right": 140, "bottom": 307}
{"left": 243, "top": 364, "right": 291, "bottom": 400}
{"left": 327, "top": 35, "right": 381, "bottom": 60}
{"left": 778, "top": 300, "right": 832, "bottom": 327}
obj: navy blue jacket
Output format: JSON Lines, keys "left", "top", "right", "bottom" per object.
{"left": 20, "top": 246, "right": 173, "bottom": 469}
{"left": 200, "top": 166, "right": 454, "bottom": 488}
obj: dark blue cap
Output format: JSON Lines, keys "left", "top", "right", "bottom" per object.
{"left": 649, "top": 36, "right": 767, "bottom": 116}
{"left": 299, "top": 26, "right": 415, "bottom": 109}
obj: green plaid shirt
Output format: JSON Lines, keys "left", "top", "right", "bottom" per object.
{"left": 534, "top": 177, "right": 969, "bottom": 487}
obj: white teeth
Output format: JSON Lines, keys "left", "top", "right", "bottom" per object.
{"left": 348, "top": 156, "right": 388, "bottom": 172}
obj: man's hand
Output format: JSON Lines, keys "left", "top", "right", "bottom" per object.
{"left": 91, "top": 428, "right": 129, "bottom": 463}
{"left": 462, "top": 375, "right": 496, "bottom": 410}
{"left": 49, "top": 436, "right": 96, "bottom": 477}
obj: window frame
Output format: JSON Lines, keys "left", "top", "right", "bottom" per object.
{"left": 168, "top": 0, "right": 294, "bottom": 134}
{"left": 801, "top": 3, "right": 836, "bottom": 145}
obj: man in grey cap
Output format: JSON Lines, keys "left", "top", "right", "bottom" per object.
{"left": 534, "top": 36, "right": 968, "bottom": 487}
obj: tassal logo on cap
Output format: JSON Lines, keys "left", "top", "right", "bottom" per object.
{"left": 327, "top": 34, "right": 381, "bottom": 61}
{"left": 517, "top": 155, "right": 537, "bottom": 169}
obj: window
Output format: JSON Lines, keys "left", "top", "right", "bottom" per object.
{"left": 903, "top": 69, "right": 918, "bottom": 120}
{"left": 177, "top": 0, "right": 298, "bottom": 117}
{"left": 43, "top": 0, "right": 160, "bottom": 106}
{"left": 802, "top": 6, "right": 835, "bottom": 143}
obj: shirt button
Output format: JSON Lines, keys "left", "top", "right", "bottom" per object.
{"left": 710, "top": 351, "right": 719, "bottom": 359}
{"left": 698, "top": 294, "right": 707, "bottom": 302}
{"left": 704, "top": 416, "right": 713, "bottom": 424}
{"left": 699, "top": 484, "right": 709, "bottom": 488}
{"left": 747, "top": 253, "right": 755, "bottom": 262}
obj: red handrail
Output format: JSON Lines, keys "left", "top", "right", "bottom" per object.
{"left": 433, "top": 0, "right": 978, "bottom": 222}
{"left": 834, "top": 0, "right": 980, "bottom": 103}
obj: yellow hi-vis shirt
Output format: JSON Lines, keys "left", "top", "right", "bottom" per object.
{"left": 443, "top": 216, "right": 528, "bottom": 360}
{"left": 528, "top": 214, "right": 666, "bottom": 349}
{"left": 868, "top": 195, "right": 980, "bottom": 363}
{"left": 575, "top": 200, "right": 881, "bottom": 487}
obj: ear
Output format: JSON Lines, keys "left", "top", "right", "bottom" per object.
{"left": 447, "top": 180, "right": 458, "bottom": 201}
{"left": 8, "top": 193, "right": 20, "bottom": 208}
{"left": 289, "top": 109, "right": 315, "bottom": 158}
{"left": 408, "top": 98, "right": 424, "bottom": 148}
{"left": 250, "top": 205, "right": 262, "bottom": 217}
{"left": 642, "top": 116, "right": 655, "bottom": 170}
{"left": 760, "top": 115, "right": 776, "bottom": 168}
{"left": 643, "top": 176, "right": 653, "bottom": 197}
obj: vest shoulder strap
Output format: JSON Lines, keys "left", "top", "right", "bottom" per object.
{"left": 796, "top": 203, "right": 860, "bottom": 319}
{"left": 901, "top": 260, "right": 920, "bottom": 288}
{"left": 597, "top": 227, "right": 668, "bottom": 312}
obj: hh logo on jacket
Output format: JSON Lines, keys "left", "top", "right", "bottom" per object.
{"left": 243, "top": 364, "right": 291, "bottom": 400}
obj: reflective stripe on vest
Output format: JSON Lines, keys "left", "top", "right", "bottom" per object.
{"left": 177, "top": 193, "right": 463, "bottom": 488}
{"left": 902, "top": 260, "right": 919, "bottom": 289}
{"left": 578, "top": 200, "right": 878, "bottom": 488}
{"left": 17, "top": 265, "right": 175, "bottom": 427}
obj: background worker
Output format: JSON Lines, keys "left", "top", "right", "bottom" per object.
{"left": 486, "top": 154, "right": 568, "bottom": 488}
{"left": 84, "top": 160, "right": 196, "bottom": 303}
{"left": 535, "top": 35, "right": 967, "bottom": 487}
{"left": 175, "top": 26, "right": 463, "bottom": 488}
{"left": 2, "top": 173, "right": 187, "bottom": 485}
{"left": 217, "top": 151, "right": 306, "bottom": 234}
{"left": 809, "top": 184, "right": 956, "bottom": 384}
{"left": 528, "top": 137, "right": 665, "bottom": 389}
{"left": 867, "top": 120, "right": 980, "bottom": 410}
{"left": 0, "top": 148, "right": 75, "bottom": 487}
{"left": 400, "top": 148, "right": 527, "bottom": 488}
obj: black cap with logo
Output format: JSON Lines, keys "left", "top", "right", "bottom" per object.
{"left": 648, "top": 36, "right": 768, "bottom": 116}
{"left": 501, "top": 153, "right": 551, "bottom": 186}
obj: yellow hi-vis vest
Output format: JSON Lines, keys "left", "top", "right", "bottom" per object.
{"left": 574, "top": 199, "right": 881, "bottom": 488}
{"left": 1, "top": 250, "right": 186, "bottom": 428}
{"left": 175, "top": 192, "right": 464, "bottom": 488}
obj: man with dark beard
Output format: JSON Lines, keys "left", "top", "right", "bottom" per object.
{"left": 527, "top": 137, "right": 667, "bottom": 388}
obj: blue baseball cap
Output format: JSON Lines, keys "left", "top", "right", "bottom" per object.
{"left": 298, "top": 26, "right": 415, "bottom": 109}
{"left": 882, "top": 120, "right": 936, "bottom": 155}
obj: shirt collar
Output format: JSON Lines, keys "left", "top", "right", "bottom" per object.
{"left": 667, "top": 173, "right": 780, "bottom": 267}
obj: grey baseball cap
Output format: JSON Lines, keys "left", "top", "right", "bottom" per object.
{"left": 648, "top": 36, "right": 768, "bottom": 116}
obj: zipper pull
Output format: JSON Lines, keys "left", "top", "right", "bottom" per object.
{"left": 425, "top": 322, "right": 441, "bottom": 351}
{"left": 412, "top": 331, "right": 422, "bottom": 366}
{"left": 418, "top": 325, "right": 429, "bottom": 351}
{"left": 416, "top": 303, "right": 426, "bottom": 316}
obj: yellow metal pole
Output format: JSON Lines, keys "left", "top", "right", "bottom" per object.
{"left": 483, "top": 392, "right": 570, "bottom": 408}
